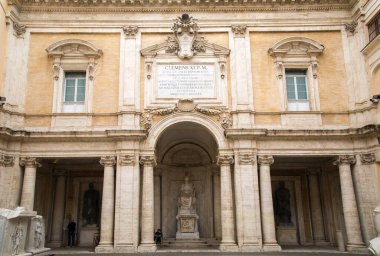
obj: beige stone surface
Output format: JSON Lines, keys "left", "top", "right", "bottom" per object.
{"left": 26, "top": 33, "right": 120, "bottom": 114}
{"left": 0, "top": 0, "right": 8, "bottom": 95}
{"left": 251, "top": 31, "right": 348, "bottom": 115}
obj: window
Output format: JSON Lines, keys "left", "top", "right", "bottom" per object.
{"left": 285, "top": 70, "right": 309, "bottom": 111}
{"left": 368, "top": 13, "right": 380, "bottom": 42}
{"left": 46, "top": 39, "right": 102, "bottom": 114}
{"left": 268, "top": 37, "right": 325, "bottom": 112}
{"left": 63, "top": 72, "right": 86, "bottom": 112}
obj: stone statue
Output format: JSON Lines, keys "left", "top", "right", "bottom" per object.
{"left": 176, "top": 175, "right": 199, "bottom": 239}
{"left": 177, "top": 176, "right": 196, "bottom": 214}
{"left": 82, "top": 183, "right": 99, "bottom": 226}
{"left": 34, "top": 219, "right": 42, "bottom": 249}
{"left": 274, "top": 181, "right": 292, "bottom": 226}
{"left": 11, "top": 221, "right": 23, "bottom": 256}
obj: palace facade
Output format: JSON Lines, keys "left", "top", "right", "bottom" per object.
{"left": 0, "top": 0, "right": 380, "bottom": 254}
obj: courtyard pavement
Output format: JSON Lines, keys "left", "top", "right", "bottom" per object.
{"left": 39, "top": 246, "right": 372, "bottom": 256}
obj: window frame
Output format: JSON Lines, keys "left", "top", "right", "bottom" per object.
{"left": 285, "top": 69, "right": 310, "bottom": 111}
{"left": 368, "top": 12, "right": 380, "bottom": 42}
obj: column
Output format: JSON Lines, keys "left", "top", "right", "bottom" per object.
{"left": 235, "top": 152, "right": 261, "bottom": 251}
{"left": 212, "top": 168, "right": 222, "bottom": 240}
{"left": 258, "top": 155, "right": 281, "bottom": 251}
{"left": 334, "top": 155, "right": 366, "bottom": 251}
{"left": 19, "top": 157, "right": 40, "bottom": 212}
{"left": 50, "top": 171, "right": 67, "bottom": 247}
{"left": 217, "top": 154, "right": 237, "bottom": 251}
{"left": 96, "top": 156, "right": 116, "bottom": 252}
{"left": 307, "top": 169, "right": 327, "bottom": 244}
{"left": 139, "top": 155, "right": 156, "bottom": 252}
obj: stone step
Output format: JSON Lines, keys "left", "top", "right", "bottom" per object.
{"left": 160, "top": 238, "right": 219, "bottom": 249}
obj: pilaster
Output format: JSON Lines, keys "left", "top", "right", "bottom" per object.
{"left": 49, "top": 170, "right": 66, "bottom": 248}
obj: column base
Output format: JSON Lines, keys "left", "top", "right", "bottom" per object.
{"left": 138, "top": 243, "right": 157, "bottom": 252}
{"left": 240, "top": 244, "right": 262, "bottom": 252}
{"left": 46, "top": 241, "right": 63, "bottom": 248}
{"left": 114, "top": 244, "right": 136, "bottom": 253}
{"left": 95, "top": 244, "right": 114, "bottom": 253}
{"left": 263, "top": 243, "right": 282, "bottom": 251}
{"left": 219, "top": 243, "right": 239, "bottom": 252}
{"left": 346, "top": 243, "right": 368, "bottom": 253}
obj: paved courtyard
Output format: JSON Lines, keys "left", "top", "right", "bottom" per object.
{"left": 40, "top": 246, "right": 371, "bottom": 256}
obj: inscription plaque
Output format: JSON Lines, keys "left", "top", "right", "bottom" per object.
{"left": 157, "top": 64, "right": 215, "bottom": 98}
{"left": 180, "top": 218, "right": 195, "bottom": 233}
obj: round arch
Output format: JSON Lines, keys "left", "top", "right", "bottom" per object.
{"left": 142, "top": 112, "right": 228, "bottom": 151}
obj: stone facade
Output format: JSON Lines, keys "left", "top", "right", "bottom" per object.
{"left": 0, "top": 0, "right": 380, "bottom": 254}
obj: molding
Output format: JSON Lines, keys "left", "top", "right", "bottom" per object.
{"left": 140, "top": 99, "right": 232, "bottom": 131}
{"left": 0, "top": 154, "right": 15, "bottom": 167}
{"left": 333, "top": 155, "right": 356, "bottom": 166}
{"left": 123, "top": 26, "right": 138, "bottom": 38}
{"left": 100, "top": 156, "right": 117, "bottom": 167}
{"left": 19, "top": 157, "right": 41, "bottom": 168}
{"left": 119, "top": 154, "right": 136, "bottom": 166}
{"left": 238, "top": 153, "right": 255, "bottom": 165}
{"left": 360, "top": 153, "right": 376, "bottom": 165}
{"left": 258, "top": 155, "right": 274, "bottom": 166}
{"left": 139, "top": 155, "right": 157, "bottom": 167}
{"left": 217, "top": 154, "right": 234, "bottom": 166}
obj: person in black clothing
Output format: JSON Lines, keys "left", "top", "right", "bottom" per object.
{"left": 154, "top": 229, "right": 162, "bottom": 245}
{"left": 67, "top": 219, "right": 76, "bottom": 247}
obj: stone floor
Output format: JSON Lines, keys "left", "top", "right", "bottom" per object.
{"left": 39, "top": 246, "right": 371, "bottom": 256}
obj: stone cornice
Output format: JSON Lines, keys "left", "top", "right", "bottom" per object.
{"left": 15, "top": 1, "right": 353, "bottom": 13}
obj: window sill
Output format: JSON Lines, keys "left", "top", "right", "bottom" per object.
{"left": 361, "top": 35, "right": 380, "bottom": 55}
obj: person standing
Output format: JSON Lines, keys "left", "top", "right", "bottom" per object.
{"left": 67, "top": 219, "right": 76, "bottom": 247}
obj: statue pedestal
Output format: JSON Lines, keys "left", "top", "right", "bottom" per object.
{"left": 176, "top": 213, "right": 199, "bottom": 240}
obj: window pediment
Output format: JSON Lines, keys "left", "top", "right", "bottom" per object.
{"left": 46, "top": 39, "right": 103, "bottom": 58}
{"left": 268, "top": 37, "right": 325, "bottom": 58}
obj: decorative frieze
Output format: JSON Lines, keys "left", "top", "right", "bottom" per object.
{"left": 231, "top": 25, "right": 247, "bottom": 37}
{"left": 217, "top": 154, "right": 234, "bottom": 166}
{"left": 360, "top": 153, "right": 376, "bottom": 165}
{"left": 238, "top": 153, "right": 255, "bottom": 165}
{"left": 100, "top": 156, "right": 116, "bottom": 167}
{"left": 123, "top": 26, "right": 138, "bottom": 38}
{"left": 344, "top": 20, "right": 358, "bottom": 34}
{"left": 13, "top": 22, "right": 26, "bottom": 38}
{"left": 119, "top": 154, "right": 136, "bottom": 166}
{"left": 0, "top": 154, "right": 15, "bottom": 167}
{"left": 258, "top": 155, "right": 274, "bottom": 166}
{"left": 140, "top": 99, "right": 232, "bottom": 131}
{"left": 139, "top": 155, "right": 157, "bottom": 167}
{"left": 333, "top": 155, "right": 356, "bottom": 166}
{"left": 19, "top": 157, "right": 41, "bottom": 168}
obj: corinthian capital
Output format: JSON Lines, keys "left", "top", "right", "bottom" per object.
{"left": 119, "top": 154, "right": 136, "bottom": 166}
{"left": 139, "top": 155, "right": 156, "bottom": 167}
{"left": 258, "top": 155, "right": 274, "bottom": 166}
{"left": 100, "top": 156, "right": 116, "bottom": 167}
{"left": 123, "top": 26, "right": 138, "bottom": 38}
{"left": 20, "top": 157, "right": 41, "bottom": 168}
{"left": 360, "top": 153, "right": 376, "bottom": 165}
{"left": 0, "top": 154, "right": 15, "bottom": 167}
{"left": 334, "top": 155, "right": 356, "bottom": 166}
{"left": 217, "top": 154, "right": 234, "bottom": 166}
{"left": 238, "top": 153, "right": 255, "bottom": 165}
{"left": 231, "top": 25, "right": 247, "bottom": 37}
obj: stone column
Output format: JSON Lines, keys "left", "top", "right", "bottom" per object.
{"left": 307, "top": 169, "right": 326, "bottom": 244}
{"left": 0, "top": 154, "right": 15, "bottom": 208}
{"left": 96, "top": 156, "right": 116, "bottom": 252}
{"left": 139, "top": 155, "right": 156, "bottom": 252}
{"left": 334, "top": 155, "right": 365, "bottom": 252}
{"left": 217, "top": 154, "right": 237, "bottom": 251}
{"left": 213, "top": 168, "right": 222, "bottom": 240}
{"left": 19, "top": 157, "right": 40, "bottom": 212}
{"left": 258, "top": 155, "right": 281, "bottom": 251}
{"left": 50, "top": 171, "right": 67, "bottom": 247}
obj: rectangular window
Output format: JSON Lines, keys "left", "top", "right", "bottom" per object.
{"left": 369, "top": 13, "right": 380, "bottom": 42}
{"left": 63, "top": 72, "right": 86, "bottom": 112}
{"left": 285, "top": 69, "right": 310, "bottom": 111}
